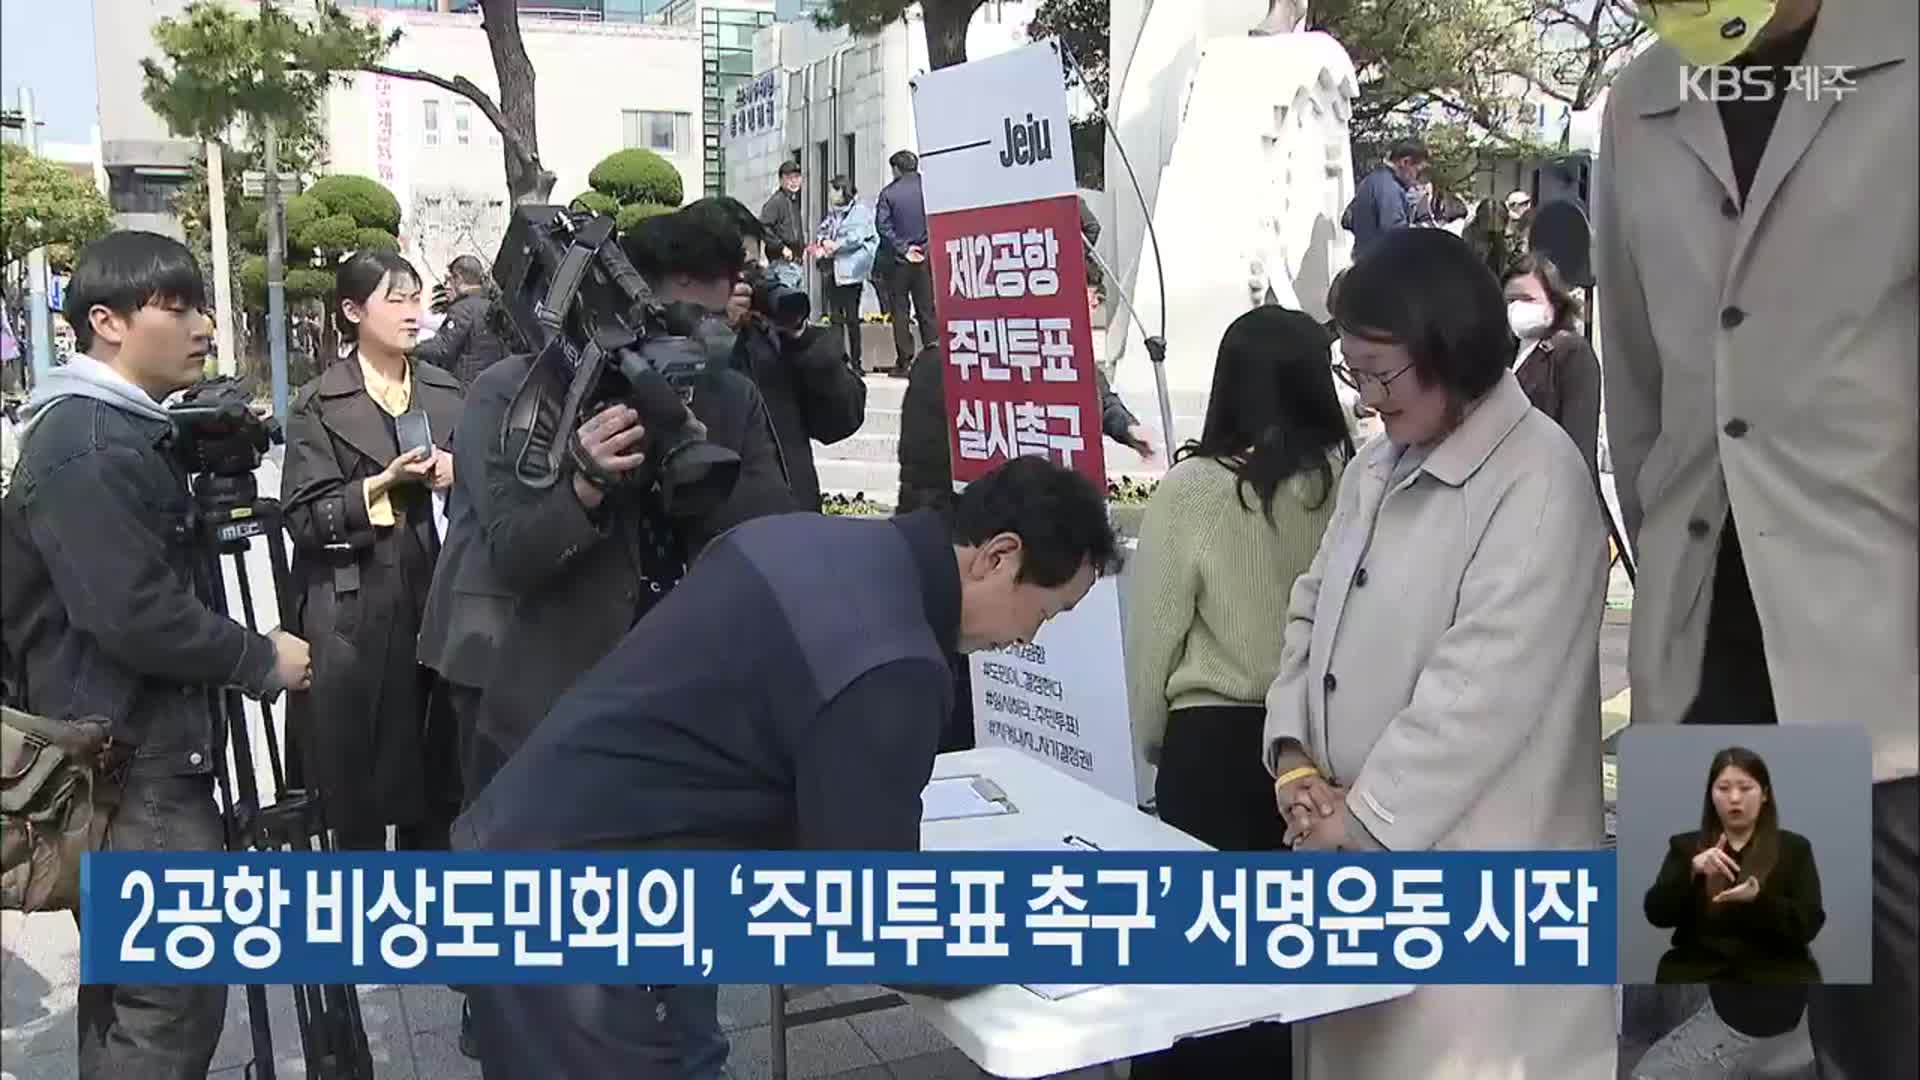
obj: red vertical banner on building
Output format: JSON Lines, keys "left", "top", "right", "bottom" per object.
{"left": 911, "top": 41, "right": 1106, "bottom": 492}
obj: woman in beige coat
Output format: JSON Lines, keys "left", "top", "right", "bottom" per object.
{"left": 1263, "top": 229, "right": 1616, "bottom": 1079}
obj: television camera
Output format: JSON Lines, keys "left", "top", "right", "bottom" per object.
{"left": 492, "top": 205, "right": 743, "bottom": 518}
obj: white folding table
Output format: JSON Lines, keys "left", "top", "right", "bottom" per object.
{"left": 766, "top": 747, "right": 1411, "bottom": 1079}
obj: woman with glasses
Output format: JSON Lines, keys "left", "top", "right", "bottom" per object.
{"left": 1263, "top": 229, "right": 1616, "bottom": 1078}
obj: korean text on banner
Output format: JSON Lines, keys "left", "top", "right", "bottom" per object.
{"left": 910, "top": 40, "right": 1104, "bottom": 490}
{"left": 80, "top": 851, "right": 1618, "bottom": 987}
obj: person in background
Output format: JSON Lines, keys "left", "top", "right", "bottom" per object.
{"left": 811, "top": 174, "right": 879, "bottom": 373}
{"left": 281, "top": 249, "right": 464, "bottom": 853}
{"left": 4, "top": 231, "right": 312, "bottom": 1079}
{"left": 759, "top": 160, "right": 807, "bottom": 288}
{"left": 1503, "top": 253, "right": 1600, "bottom": 479}
{"left": 1266, "top": 228, "right": 1614, "bottom": 1078}
{"left": 1123, "top": 306, "right": 1351, "bottom": 1079}
{"left": 1500, "top": 189, "right": 1534, "bottom": 274}
{"left": 414, "top": 254, "right": 505, "bottom": 388}
{"left": 1597, "top": 3, "right": 1915, "bottom": 1076}
{"left": 876, "top": 149, "right": 936, "bottom": 377}
{"left": 456, "top": 456, "right": 1121, "bottom": 1079}
{"left": 1343, "top": 137, "right": 1428, "bottom": 260}
{"left": 678, "top": 200, "right": 866, "bottom": 513}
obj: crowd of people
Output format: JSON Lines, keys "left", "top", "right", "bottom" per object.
{"left": 1, "top": 1, "right": 1912, "bottom": 1078}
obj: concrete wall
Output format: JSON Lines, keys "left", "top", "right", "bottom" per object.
{"left": 326, "top": 11, "right": 703, "bottom": 283}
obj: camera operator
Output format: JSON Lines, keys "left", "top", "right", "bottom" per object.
{"left": 682, "top": 197, "right": 867, "bottom": 512}
{"left": 462, "top": 205, "right": 792, "bottom": 1079}
{"left": 0, "top": 231, "right": 311, "bottom": 1078}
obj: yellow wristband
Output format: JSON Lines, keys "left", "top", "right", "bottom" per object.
{"left": 1274, "top": 765, "right": 1321, "bottom": 789}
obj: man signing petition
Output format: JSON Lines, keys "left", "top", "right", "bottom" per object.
{"left": 453, "top": 454, "right": 1121, "bottom": 1079}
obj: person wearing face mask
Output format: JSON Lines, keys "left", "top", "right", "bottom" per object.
{"left": 455, "top": 455, "right": 1120, "bottom": 1079}
{"left": 281, "top": 249, "right": 465, "bottom": 853}
{"left": 1598, "top": 2, "right": 1915, "bottom": 1076}
{"left": 811, "top": 175, "right": 879, "bottom": 372}
{"left": 1502, "top": 254, "right": 1600, "bottom": 480}
{"left": 1264, "top": 228, "right": 1614, "bottom": 1078}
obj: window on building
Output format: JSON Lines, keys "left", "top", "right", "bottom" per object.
{"left": 454, "top": 100, "right": 473, "bottom": 145}
{"left": 623, "top": 110, "right": 692, "bottom": 155}
{"left": 816, "top": 139, "right": 831, "bottom": 218}
{"left": 423, "top": 100, "right": 441, "bottom": 147}
{"left": 844, "top": 132, "right": 857, "bottom": 194}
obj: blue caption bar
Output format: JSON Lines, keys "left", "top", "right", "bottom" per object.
{"left": 80, "top": 851, "right": 1617, "bottom": 986}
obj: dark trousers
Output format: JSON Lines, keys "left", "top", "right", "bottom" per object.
{"left": 1131, "top": 705, "right": 1291, "bottom": 1078}
{"left": 827, "top": 282, "right": 865, "bottom": 371}
{"left": 470, "top": 982, "right": 726, "bottom": 1080}
{"left": 1806, "top": 776, "right": 1918, "bottom": 1079}
{"left": 76, "top": 772, "right": 229, "bottom": 1080}
{"left": 332, "top": 671, "right": 460, "bottom": 852}
{"left": 887, "top": 259, "right": 935, "bottom": 368}
{"left": 444, "top": 681, "right": 486, "bottom": 809}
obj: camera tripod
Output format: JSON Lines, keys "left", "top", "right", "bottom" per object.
{"left": 183, "top": 467, "right": 375, "bottom": 1080}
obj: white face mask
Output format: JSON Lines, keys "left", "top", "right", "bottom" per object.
{"left": 1508, "top": 300, "right": 1554, "bottom": 339}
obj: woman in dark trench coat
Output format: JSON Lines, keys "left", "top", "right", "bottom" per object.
{"left": 282, "top": 250, "right": 465, "bottom": 850}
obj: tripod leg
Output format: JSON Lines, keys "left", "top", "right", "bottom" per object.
{"left": 228, "top": 547, "right": 289, "bottom": 798}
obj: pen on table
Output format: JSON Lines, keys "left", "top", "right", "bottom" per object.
{"left": 1062, "top": 834, "right": 1101, "bottom": 851}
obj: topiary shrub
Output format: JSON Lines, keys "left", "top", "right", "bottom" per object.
{"left": 304, "top": 174, "right": 403, "bottom": 234}
{"left": 587, "top": 149, "right": 683, "bottom": 208}
{"left": 350, "top": 227, "right": 401, "bottom": 254}
{"left": 614, "top": 202, "right": 676, "bottom": 234}
{"left": 296, "top": 213, "right": 360, "bottom": 257}
{"left": 571, "top": 190, "right": 618, "bottom": 216}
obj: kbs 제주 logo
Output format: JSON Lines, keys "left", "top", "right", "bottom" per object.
{"left": 998, "top": 113, "right": 1055, "bottom": 168}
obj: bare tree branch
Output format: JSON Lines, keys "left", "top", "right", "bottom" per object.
{"left": 359, "top": 63, "right": 540, "bottom": 172}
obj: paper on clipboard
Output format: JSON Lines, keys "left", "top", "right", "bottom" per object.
{"left": 920, "top": 776, "right": 1012, "bottom": 822}
{"left": 1024, "top": 983, "right": 1100, "bottom": 1001}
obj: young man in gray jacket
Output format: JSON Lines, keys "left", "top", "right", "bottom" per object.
{"left": 1, "top": 231, "right": 312, "bottom": 1078}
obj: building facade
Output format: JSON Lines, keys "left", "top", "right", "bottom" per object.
{"left": 657, "top": 1, "right": 777, "bottom": 197}
{"left": 92, "top": 0, "right": 200, "bottom": 238}
{"left": 724, "top": 2, "right": 1039, "bottom": 312}
{"left": 324, "top": 9, "right": 702, "bottom": 284}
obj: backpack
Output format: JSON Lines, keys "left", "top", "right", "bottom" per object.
{"left": 2, "top": 705, "right": 121, "bottom": 912}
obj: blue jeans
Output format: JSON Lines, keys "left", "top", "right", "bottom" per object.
{"left": 75, "top": 772, "right": 229, "bottom": 1080}
{"left": 472, "top": 982, "right": 727, "bottom": 1079}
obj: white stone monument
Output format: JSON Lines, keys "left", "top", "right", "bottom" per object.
{"left": 1101, "top": 1, "right": 1358, "bottom": 437}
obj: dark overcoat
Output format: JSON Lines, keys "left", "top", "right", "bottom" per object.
{"left": 281, "top": 356, "right": 465, "bottom": 833}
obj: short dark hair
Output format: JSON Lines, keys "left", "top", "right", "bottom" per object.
{"left": 63, "top": 231, "right": 208, "bottom": 353}
{"left": 446, "top": 254, "right": 490, "bottom": 288}
{"left": 778, "top": 160, "right": 802, "bottom": 177}
{"left": 683, "top": 196, "right": 765, "bottom": 242}
{"left": 622, "top": 206, "right": 746, "bottom": 285}
{"left": 950, "top": 456, "right": 1122, "bottom": 587}
{"left": 1387, "top": 138, "right": 1429, "bottom": 164}
{"left": 1333, "top": 228, "right": 1508, "bottom": 402}
{"left": 333, "top": 249, "right": 422, "bottom": 341}
{"left": 1502, "top": 252, "right": 1583, "bottom": 335}
{"left": 829, "top": 174, "right": 856, "bottom": 199}
{"left": 888, "top": 150, "right": 919, "bottom": 174}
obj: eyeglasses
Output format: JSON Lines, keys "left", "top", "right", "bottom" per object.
{"left": 1333, "top": 360, "right": 1417, "bottom": 394}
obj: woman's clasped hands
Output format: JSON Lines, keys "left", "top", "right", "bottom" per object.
{"left": 1275, "top": 764, "right": 1349, "bottom": 850}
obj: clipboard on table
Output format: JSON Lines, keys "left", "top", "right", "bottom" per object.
{"left": 920, "top": 775, "right": 1016, "bottom": 822}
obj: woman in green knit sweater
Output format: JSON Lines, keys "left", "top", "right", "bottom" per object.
{"left": 1121, "top": 306, "right": 1352, "bottom": 1078}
